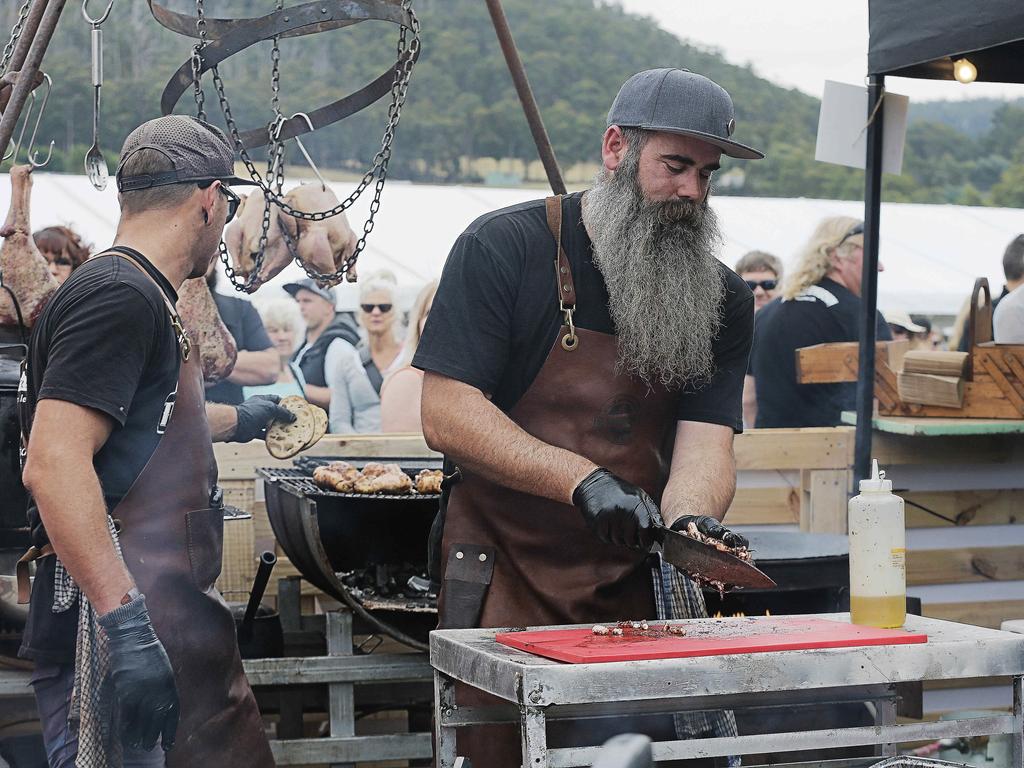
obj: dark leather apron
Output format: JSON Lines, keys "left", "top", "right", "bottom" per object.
{"left": 437, "top": 196, "right": 679, "bottom": 766}
{"left": 108, "top": 253, "right": 273, "bottom": 767}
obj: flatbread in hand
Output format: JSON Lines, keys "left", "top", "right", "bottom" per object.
{"left": 266, "top": 396, "right": 315, "bottom": 459}
{"left": 305, "top": 404, "right": 328, "bottom": 449}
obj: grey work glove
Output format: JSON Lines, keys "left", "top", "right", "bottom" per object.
{"left": 572, "top": 468, "right": 660, "bottom": 551}
{"left": 670, "top": 514, "right": 749, "bottom": 549}
{"left": 98, "top": 593, "right": 179, "bottom": 752}
{"left": 233, "top": 394, "right": 295, "bottom": 443}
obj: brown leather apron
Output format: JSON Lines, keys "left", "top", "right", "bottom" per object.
{"left": 437, "top": 196, "right": 679, "bottom": 766}
{"left": 108, "top": 253, "right": 273, "bottom": 766}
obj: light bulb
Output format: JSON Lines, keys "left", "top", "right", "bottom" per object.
{"left": 953, "top": 57, "right": 977, "bottom": 84}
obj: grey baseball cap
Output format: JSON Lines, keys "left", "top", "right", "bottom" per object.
{"left": 607, "top": 68, "right": 764, "bottom": 160}
{"left": 116, "top": 115, "right": 258, "bottom": 192}
{"left": 284, "top": 278, "right": 336, "bottom": 305}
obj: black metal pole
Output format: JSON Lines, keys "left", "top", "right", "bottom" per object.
{"left": 0, "top": 0, "right": 65, "bottom": 154}
{"left": 239, "top": 550, "right": 277, "bottom": 642}
{"left": 855, "top": 74, "right": 885, "bottom": 483}
{"left": 483, "top": 0, "right": 567, "bottom": 195}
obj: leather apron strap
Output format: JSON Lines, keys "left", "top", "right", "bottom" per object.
{"left": 545, "top": 195, "right": 579, "bottom": 351}
{"left": 16, "top": 543, "right": 53, "bottom": 604}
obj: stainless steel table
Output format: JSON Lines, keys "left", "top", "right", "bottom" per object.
{"left": 430, "top": 614, "right": 1024, "bottom": 768}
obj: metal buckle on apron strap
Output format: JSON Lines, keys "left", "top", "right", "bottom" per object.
{"left": 16, "top": 543, "right": 54, "bottom": 604}
{"left": 561, "top": 305, "right": 578, "bottom": 351}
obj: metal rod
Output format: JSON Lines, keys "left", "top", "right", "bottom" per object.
{"left": 483, "top": 0, "right": 566, "bottom": 195}
{"left": 0, "top": 0, "right": 65, "bottom": 155}
{"left": 239, "top": 550, "right": 276, "bottom": 641}
{"left": 5, "top": 0, "right": 50, "bottom": 77}
{"left": 855, "top": 74, "right": 885, "bottom": 483}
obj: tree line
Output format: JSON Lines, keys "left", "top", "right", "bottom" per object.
{"left": 3, "top": 0, "right": 1024, "bottom": 206}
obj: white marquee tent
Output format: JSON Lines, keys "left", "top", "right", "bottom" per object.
{"left": 5, "top": 172, "right": 1021, "bottom": 317}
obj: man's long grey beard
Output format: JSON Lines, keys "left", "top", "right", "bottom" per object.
{"left": 582, "top": 151, "right": 726, "bottom": 389}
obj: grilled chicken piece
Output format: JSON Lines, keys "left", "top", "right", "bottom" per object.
{"left": 176, "top": 275, "right": 237, "bottom": 383}
{"left": 280, "top": 183, "right": 358, "bottom": 281}
{"left": 0, "top": 165, "right": 58, "bottom": 327}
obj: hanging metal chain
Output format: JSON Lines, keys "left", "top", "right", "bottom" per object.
{"left": 195, "top": 0, "right": 421, "bottom": 289}
{"left": 1, "top": 0, "right": 33, "bottom": 75}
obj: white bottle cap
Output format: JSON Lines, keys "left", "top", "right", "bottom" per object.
{"left": 859, "top": 459, "right": 892, "bottom": 492}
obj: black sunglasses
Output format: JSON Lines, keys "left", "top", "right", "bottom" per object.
{"left": 745, "top": 279, "right": 777, "bottom": 292}
{"left": 198, "top": 180, "right": 241, "bottom": 224}
{"left": 360, "top": 303, "right": 393, "bottom": 314}
{"left": 837, "top": 222, "right": 864, "bottom": 247}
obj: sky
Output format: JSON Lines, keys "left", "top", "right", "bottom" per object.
{"left": 616, "top": 0, "right": 1024, "bottom": 105}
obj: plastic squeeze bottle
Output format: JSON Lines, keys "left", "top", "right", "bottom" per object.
{"left": 848, "top": 459, "right": 906, "bottom": 628}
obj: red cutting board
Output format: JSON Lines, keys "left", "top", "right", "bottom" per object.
{"left": 496, "top": 617, "right": 927, "bottom": 664}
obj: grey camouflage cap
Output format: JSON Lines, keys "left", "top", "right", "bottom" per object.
{"left": 283, "top": 278, "right": 336, "bottom": 305}
{"left": 607, "top": 68, "right": 764, "bottom": 160}
{"left": 116, "top": 114, "right": 257, "bottom": 192}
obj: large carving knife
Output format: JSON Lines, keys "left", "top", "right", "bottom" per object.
{"left": 652, "top": 523, "right": 776, "bottom": 590}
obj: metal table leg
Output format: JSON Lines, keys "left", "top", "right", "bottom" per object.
{"left": 1013, "top": 674, "right": 1023, "bottom": 768}
{"left": 874, "top": 685, "right": 898, "bottom": 757}
{"left": 521, "top": 706, "right": 549, "bottom": 768}
{"left": 435, "top": 671, "right": 457, "bottom": 768}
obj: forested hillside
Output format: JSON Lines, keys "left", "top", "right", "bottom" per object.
{"left": 4, "top": 0, "right": 1024, "bottom": 205}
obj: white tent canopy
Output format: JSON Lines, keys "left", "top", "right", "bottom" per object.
{"left": 5, "top": 172, "right": 1020, "bottom": 316}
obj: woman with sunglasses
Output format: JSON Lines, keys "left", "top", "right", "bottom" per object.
{"left": 325, "top": 270, "right": 401, "bottom": 434}
{"left": 33, "top": 226, "right": 92, "bottom": 285}
{"left": 734, "top": 250, "right": 783, "bottom": 313}
{"left": 381, "top": 280, "right": 437, "bottom": 432}
{"left": 355, "top": 270, "right": 404, "bottom": 393}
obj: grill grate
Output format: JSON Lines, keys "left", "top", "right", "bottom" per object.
{"left": 259, "top": 466, "right": 441, "bottom": 500}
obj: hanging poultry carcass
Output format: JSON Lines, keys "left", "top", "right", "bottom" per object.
{"left": 280, "top": 183, "right": 359, "bottom": 283}
{"left": 0, "top": 165, "right": 58, "bottom": 328}
{"left": 225, "top": 184, "right": 358, "bottom": 289}
{"left": 223, "top": 188, "right": 292, "bottom": 291}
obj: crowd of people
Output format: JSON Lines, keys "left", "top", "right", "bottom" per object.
{"left": 33, "top": 210, "right": 1024, "bottom": 435}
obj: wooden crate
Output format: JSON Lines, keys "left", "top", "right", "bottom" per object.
{"left": 796, "top": 279, "right": 1024, "bottom": 419}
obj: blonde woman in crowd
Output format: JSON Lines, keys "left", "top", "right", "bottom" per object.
{"left": 326, "top": 270, "right": 404, "bottom": 433}
{"left": 747, "top": 216, "right": 891, "bottom": 428}
{"left": 245, "top": 298, "right": 306, "bottom": 399}
{"left": 381, "top": 280, "right": 437, "bottom": 432}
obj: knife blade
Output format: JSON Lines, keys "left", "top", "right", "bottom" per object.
{"left": 652, "top": 523, "right": 776, "bottom": 590}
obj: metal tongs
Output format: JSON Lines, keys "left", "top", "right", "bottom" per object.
{"left": 652, "top": 521, "right": 776, "bottom": 591}
{"left": 82, "top": 0, "right": 114, "bottom": 190}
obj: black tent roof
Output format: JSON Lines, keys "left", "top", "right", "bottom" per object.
{"left": 868, "top": 0, "right": 1024, "bottom": 82}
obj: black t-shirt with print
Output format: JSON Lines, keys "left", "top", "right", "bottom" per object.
{"left": 19, "top": 248, "right": 181, "bottom": 664}
{"left": 749, "top": 277, "right": 892, "bottom": 428}
{"left": 413, "top": 192, "right": 754, "bottom": 430}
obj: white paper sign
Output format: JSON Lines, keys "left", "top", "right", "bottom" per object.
{"left": 815, "top": 80, "right": 909, "bottom": 174}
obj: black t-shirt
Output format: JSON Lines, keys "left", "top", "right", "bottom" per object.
{"left": 206, "top": 293, "right": 273, "bottom": 405}
{"left": 749, "top": 277, "right": 892, "bottom": 428}
{"left": 19, "top": 248, "right": 181, "bottom": 664}
{"left": 413, "top": 192, "right": 753, "bottom": 430}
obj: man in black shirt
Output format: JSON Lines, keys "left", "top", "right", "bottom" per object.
{"left": 748, "top": 216, "right": 892, "bottom": 428}
{"left": 19, "top": 116, "right": 286, "bottom": 766}
{"left": 415, "top": 68, "right": 758, "bottom": 765}
{"left": 204, "top": 265, "right": 278, "bottom": 404}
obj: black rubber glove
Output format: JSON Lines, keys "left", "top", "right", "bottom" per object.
{"left": 98, "top": 594, "right": 179, "bottom": 752}
{"left": 233, "top": 394, "right": 295, "bottom": 443}
{"left": 572, "top": 468, "right": 661, "bottom": 551}
{"left": 670, "top": 514, "right": 749, "bottom": 549}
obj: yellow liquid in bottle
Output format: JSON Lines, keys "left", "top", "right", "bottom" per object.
{"left": 851, "top": 595, "right": 906, "bottom": 628}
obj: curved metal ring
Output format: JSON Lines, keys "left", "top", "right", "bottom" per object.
{"left": 158, "top": 0, "right": 415, "bottom": 149}
{"left": 82, "top": 0, "right": 115, "bottom": 26}
{"left": 147, "top": 0, "right": 366, "bottom": 40}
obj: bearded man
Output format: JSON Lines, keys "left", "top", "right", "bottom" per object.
{"left": 415, "top": 69, "right": 760, "bottom": 766}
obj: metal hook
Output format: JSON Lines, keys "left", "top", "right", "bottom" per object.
{"left": 28, "top": 74, "right": 54, "bottom": 168}
{"left": 3, "top": 90, "right": 36, "bottom": 164}
{"left": 81, "top": 0, "right": 114, "bottom": 26}
{"left": 271, "top": 112, "right": 327, "bottom": 191}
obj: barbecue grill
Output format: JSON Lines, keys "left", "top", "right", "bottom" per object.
{"left": 259, "top": 457, "right": 443, "bottom": 650}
